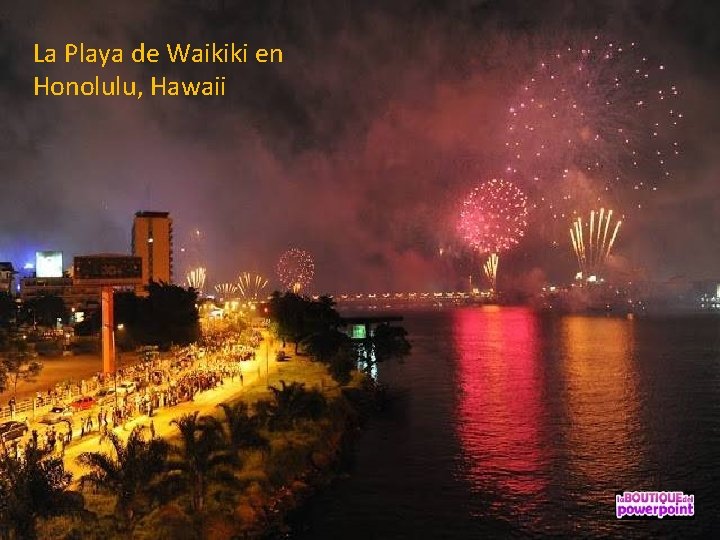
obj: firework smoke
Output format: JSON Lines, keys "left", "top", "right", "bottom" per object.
{"left": 507, "top": 36, "right": 682, "bottom": 223}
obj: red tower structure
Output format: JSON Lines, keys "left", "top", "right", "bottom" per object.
{"left": 73, "top": 255, "right": 143, "bottom": 374}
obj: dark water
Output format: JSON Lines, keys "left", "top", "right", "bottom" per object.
{"left": 295, "top": 308, "right": 720, "bottom": 539}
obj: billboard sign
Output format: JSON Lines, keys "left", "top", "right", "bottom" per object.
{"left": 73, "top": 255, "right": 143, "bottom": 285}
{"left": 36, "top": 251, "right": 63, "bottom": 278}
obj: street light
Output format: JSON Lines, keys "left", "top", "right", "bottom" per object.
{"left": 265, "top": 335, "right": 275, "bottom": 389}
{"left": 112, "top": 330, "right": 119, "bottom": 413}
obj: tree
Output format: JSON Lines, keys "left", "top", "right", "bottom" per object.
{"left": 327, "top": 349, "right": 357, "bottom": 386}
{"left": 114, "top": 291, "right": 140, "bottom": 328}
{"left": 20, "top": 294, "right": 67, "bottom": 327}
{"left": 73, "top": 290, "right": 141, "bottom": 340}
{"left": 304, "top": 295, "right": 342, "bottom": 334}
{"left": 73, "top": 309, "right": 100, "bottom": 336}
{"left": 77, "top": 425, "right": 168, "bottom": 530}
{"left": 302, "top": 327, "right": 352, "bottom": 363}
{"left": 271, "top": 292, "right": 354, "bottom": 378}
{"left": 113, "top": 291, "right": 141, "bottom": 350}
{"left": 0, "top": 443, "right": 84, "bottom": 540}
{"left": 371, "top": 323, "right": 411, "bottom": 362}
{"left": 268, "top": 292, "right": 307, "bottom": 352}
{"left": 268, "top": 292, "right": 411, "bottom": 385}
{"left": 112, "top": 283, "right": 200, "bottom": 350}
{"left": 217, "top": 402, "right": 269, "bottom": 456}
{"left": 167, "top": 412, "right": 237, "bottom": 514}
{"left": 0, "top": 334, "right": 43, "bottom": 396}
{"left": 302, "top": 326, "right": 356, "bottom": 386}
{"left": 266, "top": 380, "right": 328, "bottom": 431}
{"left": 0, "top": 291, "right": 16, "bottom": 328}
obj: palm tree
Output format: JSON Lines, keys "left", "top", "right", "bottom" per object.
{"left": 167, "top": 412, "right": 237, "bottom": 514}
{"left": 0, "top": 443, "right": 83, "bottom": 540}
{"left": 217, "top": 402, "right": 269, "bottom": 456}
{"left": 301, "top": 327, "right": 352, "bottom": 363}
{"left": 77, "top": 425, "right": 168, "bottom": 530}
{"left": 267, "top": 380, "right": 328, "bottom": 430}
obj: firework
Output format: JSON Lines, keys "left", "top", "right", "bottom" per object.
{"left": 186, "top": 266, "right": 207, "bottom": 293}
{"left": 276, "top": 249, "right": 315, "bottom": 293}
{"left": 458, "top": 178, "right": 528, "bottom": 254}
{"left": 506, "top": 36, "right": 682, "bottom": 219}
{"left": 458, "top": 179, "right": 527, "bottom": 292}
{"left": 237, "top": 272, "right": 269, "bottom": 300}
{"left": 178, "top": 228, "right": 206, "bottom": 266}
{"left": 570, "top": 208, "right": 622, "bottom": 278}
{"left": 215, "top": 282, "right": 238, "bottom": 299}
{"left": 483, "top": 253, "right": 499, "bottom": 290}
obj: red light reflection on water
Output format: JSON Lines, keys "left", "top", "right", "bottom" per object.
{"left": 454, "top": 307, "right": 548, "bottom": 518}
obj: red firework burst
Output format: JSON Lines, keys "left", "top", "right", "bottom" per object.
{"left": 458, "top": 178, "right": 528, "bottom": 254}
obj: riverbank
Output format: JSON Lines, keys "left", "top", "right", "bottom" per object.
{"left": 34, "top": 353, "right": 377, "bottom": 539}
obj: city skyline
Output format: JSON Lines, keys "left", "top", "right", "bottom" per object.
{"left": 0, "top": 0, "right": 718, "bottom": 293}
{"left": 1, "top": 3, "right": 719, "bottom": 538}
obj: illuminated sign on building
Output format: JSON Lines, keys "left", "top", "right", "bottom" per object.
{"left": 351, "top": 324, "right": 367, "bottom": 339}
{"left": 36, "top": 251, "right": 63, "bottom": 278}
{"left": 73, "top": 255, "right": 143, "bottom": 285}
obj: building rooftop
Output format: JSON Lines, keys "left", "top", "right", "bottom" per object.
{"left": 135, "top": 211, "right": 170, "bottom": 218}
{"left": 76, "top": 253, "right": 133, "bottom": 258}
{"left": 0, "top": 262, "right": 16, "bottom": 273}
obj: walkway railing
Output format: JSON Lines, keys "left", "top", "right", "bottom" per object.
{"left": 0, "top": 380, "right": 102, "bottom": 422}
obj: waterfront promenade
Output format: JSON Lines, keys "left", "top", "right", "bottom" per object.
{"left": 62, "top": 336, "right": 281, "bottom": 480}
{"left": 1, "top": 334, "right": 290, "bottom": 481}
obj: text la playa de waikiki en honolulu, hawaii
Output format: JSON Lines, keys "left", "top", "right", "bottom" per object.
{"left": 33, "top": 42, "right": 283, "bottom": 99}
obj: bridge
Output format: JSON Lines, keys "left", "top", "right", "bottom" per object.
{"left": 311, "top": 290, "right": 496, "bottom": 309}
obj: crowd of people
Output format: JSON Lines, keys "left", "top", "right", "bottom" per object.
{"left": 1, "top": 327, "right": 264, "bottom": 461}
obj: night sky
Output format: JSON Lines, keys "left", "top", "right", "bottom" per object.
{"left": 1, "top": 0, "right": 718, "bottom": 293}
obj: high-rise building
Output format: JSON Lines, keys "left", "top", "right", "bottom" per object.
{"left": 19, "top": 276, "right": 100, "bottom": 312}
{"left": 0, "top": 262, "right": 16, "bottom": 294}
{"left": 132, "top": 211, "right": 173, "bottom": 289}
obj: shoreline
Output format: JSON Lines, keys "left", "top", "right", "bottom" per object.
{"left": 253, "top": 381, "right": 384, "bottom": 539}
